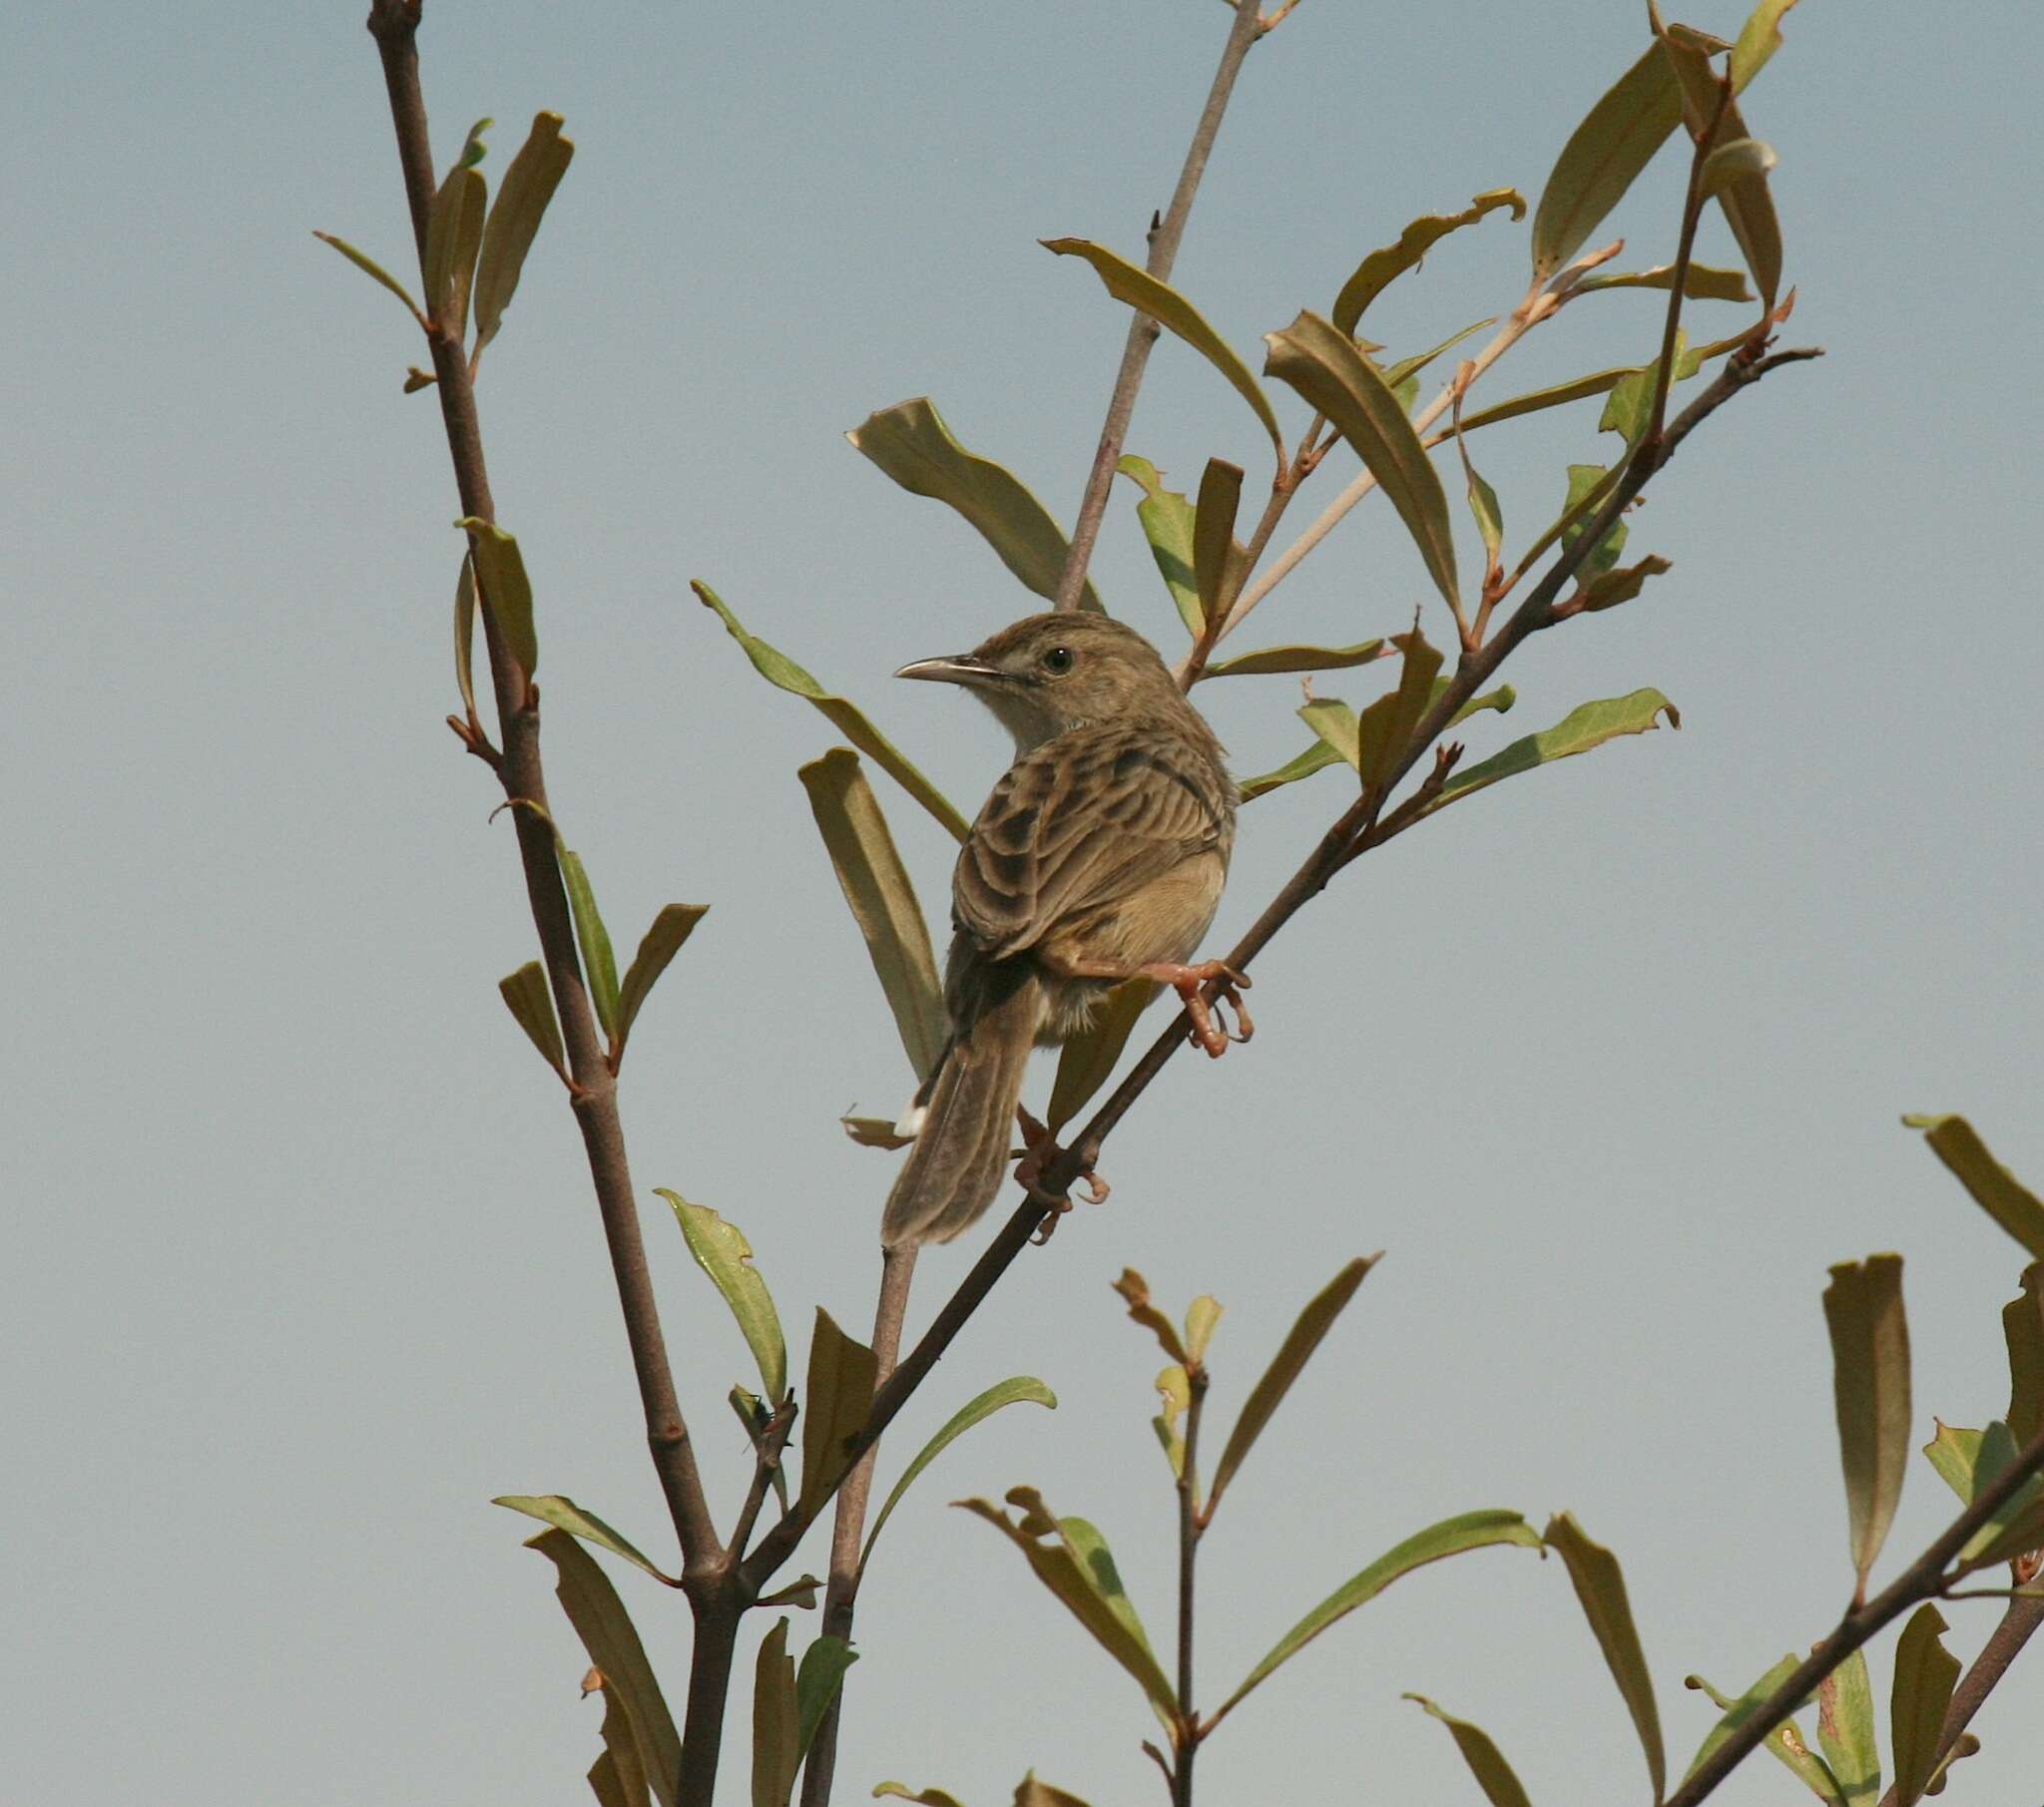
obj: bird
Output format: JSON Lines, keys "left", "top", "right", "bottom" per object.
{"left": 880, "top": 611, "right": 1248, "bottom": 1248}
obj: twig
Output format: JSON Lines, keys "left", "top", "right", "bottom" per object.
{"left": 730, "top": 1399, "right": 797, "bottom": 1563}
{"left": 1645, "top": 78, "right": 1732, "bottom": 457}
{"left": 1172, "top": 1367, "right": 1210, "bottom": 1807}
{"left": 1871, "top": 1594, "right": 2044, "bottom": 1807}
{"left": 1052, "top": 0, "right": 1268, "bottom": 612}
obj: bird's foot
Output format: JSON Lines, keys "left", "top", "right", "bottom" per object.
{"left": 1015, "top": 1108, "right": 1110, "bottom": 1242}
{"left": 1139, "top": 959, "right": 1255, "bottom": 1058}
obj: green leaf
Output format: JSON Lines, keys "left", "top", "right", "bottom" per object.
{"left": 1890, "top": 1605, "right": 1959, "bottom": 1807}
{"left": 842, "top": 1115, "right": 916, "bottom": 1150}
{"left": 753, "top": 1617, "right": 799, "bottom": 1807}
{"left": 1579, "top": 555, "right": 1674, "bottom": 613}
{"left": 423, "top": 161, "right": 486, "bottom": 340}
{"left": 1903, "top": 1115, "right": 2044, "bottom": 1257}
{"left": 1816, "top": 1650, "right": 1881, "bottom": 1807}
{"left": 1013, "top": 1780, "right": 1092, "bottom": 1807}
{"left": 859, "top": 1377, "right": 1056, "bottom": 1581}
{"left": 660, "top": 1194, "right": 788, "bottom": 1404}
{"left": 1544, "top": 1514, "right": 1664, "bottom": 1800}
{"left": 1046, "top": 979, "right": 1162, "bottom": 1135}
{"left": 1217, "top": 1511, "right": 1543, "bottom": 1720}
{"left": 1193, "top": 458, "right": 1248, "bottom": 630}
{"left": 1658, "top": 29, "right": 1784, "bottom": 309}
{"left": 454, "top": 117, "right": 492, "bottom": 170}
{"left": 1298, "top": 697, "right": 1359, "bottom": 770}
{"left": 588, "top": 1675, "right": 651, "bottom": 1807}
{"left": 1600, "top": 328, "right": 1689, "bottom": 446}
{"left": 1117, "top": 456, "right": 1202, "bottom": 635}
{"left": 1382, "top": 317, "right": 1501, "bottom": 391}
{"left": 798, "top": 749, "right": 947, "bottom": 1083}
{"left": 457, "top": 518, "right": 539, "bottom": 677}
{"left": 1576, "top": 260, "right": 1754, "bottom": 301}
{"left": 1685, "top": 1662, "right": 1841, "bottom": 1802}
{"left": 1730, "top": 0, "right": 1803, "bottom": 95}
{"left": 694, "top": 582, "right": 968, "bottom": 842}
{"left": 1822, "top": 1254, "right": 1912, "bottom": 1595}
{"left": 1044, "top": 237, "right": 1283, "bottom": 460}
{"left": 1923, "top": 1736, "right": 1981, "bottom": 1797}
{"left": 524, "top": 1530, "right": 680, "bottom": 1807}
{"left": 846, "top": 399, "right": 1103, "bottom": 612}
{"left": 1210, "top": 1257, "right": 1376, "bottom": 1511}
{"left": 1111, "top": 1269, "right": 1190, "bottom": 1365}
{"left": 1204, "top": 639, "right": 1386, "bottom": 679}
{"left": 614, "top": 905, "right": 710, "bottom": 1056}
{"left": 558, "top": 851, "right": 622, "bottom": 1043}
{"left": 1238, "top": 738, "right": 1343, "bottom": 802}
{"left": 1184, "top": 1296, "right": 1223, "bottom": 1365}
{"left": 1924, "top": 1418, "right": 2044, "bottom": 1570}
{"left": 1556, "top": 461, "right": 1630, "bottom": 574}
{"left": 1355, "top": 628, "right": 1444, "bottom": 799}
{"left": 498, "top": 960, "right": 567, "bottom": 1081}
{"left": 1266, "top": 311, "right": 1459, "bottom": 617}
{"left": 1457, "top": 419, "right": 1503, "bottom": 578}
{"left": 758, "top": 1575, "right": 821, "bottom": 1610}
{"left": 1921, "top": 1420, "right": 1986, "bottom": 1504}
{"left": 1402, "top": 1695, "right": 1533, "bottom": 1807}
{"left": 956, "top": 1488, "right": 1176, "bottom": 1713}
{"left": 1450, "top": 684, "right": 1516, "bottom": 724}
{"left": 492, "top": 1495, "right": 676, "bottom": 1584}
{"left": 1531, "top": 43, "right": 1684, "bottom": 279}
{"left": 1458, "top": 366, "right": 1637, "bottom": 433}
{"left": 1331, "top": 190, "right": 1525, "bottom": 333}
{"left": 474, "top": 111, "right": 575, "bottom": 356}
{"left": 1419, "top": 689, "right": 1680, "bottom": 818}
{"left": 1701, "top": 136, "right": 1780, "bottom": 199}
{"left": 453, "top": 553, "right": 479, "bottom": 723}
{"left": 872, "top": 1787, "right": 967, "bottom": 1807}
{"left": 1153, "top": 1364, "right": 1191, "bottom": 1478}
{"left": 798, "top": 1309, "right": 878, "bottom": 1519}
{"left": 311, "top": 230, "right": 423, "bottom": 320}
{"left": 2006, "top": 1262, "right": 2044, "bottom": 1444}
{"left": 794, "top": 1636, "right": 859, "bottom": 1761}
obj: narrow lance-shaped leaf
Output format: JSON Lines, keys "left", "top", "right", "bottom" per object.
{"left": 457, "top": 518, "right": 539, "bottom": 677}
{"left": 1382, "top": 316, "right": 1500, "bottom": 390}
{"left": 660, "top": 1193, "right": 788, "bottom": 1404}
{"left": 474, "top": 111, "right": 576, "bottom": 356}
{"left": 1044, "top": 237, "right": 1284, "bottom": 461}
{"left": 798, "top": 749, "right": 946, "bottom": 1082}
{"left": 423, "top": 160, "right": 487, "bottom": 340}
{"left": 1456, "top": 406, "right": 1503, "bottom": 581}
{"left": 847, "top": 399, "right": 1103, "bottom": 612}
{"left": 2005, "top": 1262, "right": 2044, "bottom": 1443}
{"left": 1046, "top": 979, "right": 1161, "bottom": 1134}
{"left": 1730, "top": 0, "right": 1803, "bottom": 94}
{"left": 793, "top": 1637, "right": 858, "bottom": 1763}
{"left": 694, "top": 582, "right": 968, "bottom": 842}
{"left": 559, "top": 850, "right": 621, "bottom": 1042}
{"left": 1686, "top": 1663, "right": 1842, "bottom": 1802}
{"left": 1204, "top": 639, "right": 1386, "bottom": 679}
{"left": 1111, "top": 1268, "right": 1189, "bottom": 1364}
{"left": 1817, "top": 1649, "right": 1881, "bottom": 1807}
{"left": 858, "top": 1377, "right": 1057, "bottom": 1580}
{"left": 1193, "top": 458, "right": 1247, "bottom": 630}
{"left": 1332, "top": 189, "right": 1525, "bottom": 333}
{"left": 798, "top": 1309, "right": 878, "bottom": 1518}
{"left": 523, "top": 1530, "right": 681, "bottom": 1807}
{"left": 1456, "top": 328, "right": 1748, "bottom": 436}
{"left": 1575, "top": 261, "right": 1755, "bottom": 300}
{"left": 1184, "top": 1296, "right": 1223, "bottom": 1365}
{"left": 588, "top": 1675, "right": 651, "bottom": 1807}
{"left": 311, "top": 230, "right": 424, "bottom": 321}
{"left": 1532, "top": 42, "right": 1684, "bottom": 278}
{"left": 1822, "top": 1254, "right": 1911, "bottom": 1597}
{"left": 453, "top": 552, "right": 479, "bottom": 723}
{"left": 1298, "top": 698, "right": 1360, "bottom": 772}
{"left": 1239, "top": 738, "right": 1344, "bottom": 802}
{"left": 499, "top": 960, "right": 567, "bottom": 1081}
{"left": 1658, "top": 26, "right": 1783, "bottom": 308}
{"left": 1117, "top": 456, "right": 1201, "bottom": 635}
{"left": 753, "top": 1618, "right": 799, "bottom": 1807}
{"left": 492, "top": 1494, "right": 677, "bottom": 1585}
{"left": 872, "top": 1787, "right": 967, "bottom": 1807}
{"left": 1416, "top": 689, "right": 1680, "bottom": 820}
{"left": 1216, "top": 1512, "right": 1543, "bottom": 1721}
{"left": 1265, "top": 311, "right": 1460, "bottom": 619}
{"left": 1355, "top": 628, "right": 1444, "bottom": 799}
{"left": 1402, "top": 1695, "right": 1533, "bottom": 1807}
{"left": 1210, "top": 1256, "right": 1376, "bottom": 1511}
{"left": 1902, "top": 1114, "right": 2044, "bottom": 1256}
{"left": 1889, "top": 1605, "right": 1959, "bottom": 1807}
{"left": 1544, "top": 1514, "right": 1665, "bottom": 1801}
{"left": 614, "top": 905, "right": 709, "bottom": 1055}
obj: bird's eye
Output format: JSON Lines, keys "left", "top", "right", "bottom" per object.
{"left": 1040, "top": 646, "right": 1074, "bottom": 675}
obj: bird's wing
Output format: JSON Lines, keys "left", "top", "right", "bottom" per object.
{"left": 952, "top": 723, "right": 1230, "bottom": 958}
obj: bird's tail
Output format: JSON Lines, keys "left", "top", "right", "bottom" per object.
{"left": 881, "top": 969, "right": 1042, "bottom": 1246}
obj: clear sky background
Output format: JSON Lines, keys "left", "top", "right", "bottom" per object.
{"left": 7, "top": 2, "right": 2042, "bottom": 1803}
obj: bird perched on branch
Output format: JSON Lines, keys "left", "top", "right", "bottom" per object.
{"left": 881, "top": 612, "right": 1249, "bottom": 1248}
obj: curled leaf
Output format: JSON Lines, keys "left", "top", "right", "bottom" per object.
{"left": 1332, "top": 190, "right": 1524, "bottom": 332}
{"left": 1903, "top": 1115, "right": 2044, "bottom": 1256}
{"left": 661, "top": 1193, "right": 788, "bottom": 1404}
{"left": 1118, "top": 456, "right": 1201, "bottom": 635}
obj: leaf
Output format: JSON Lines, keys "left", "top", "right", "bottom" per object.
{"left": 589, "top": 1676, "right": 651, "bottom": 1807}
{"left": 1193, "top": 458, "right": 1248, "bottom": 629}
{"left": 1331, "top": 190, "right": 1525, "bottom": 333}
{"left": 1402, "top": 1695, "right": 1533, "bottom": 1807}
{"left": 423, "top": 162, "right": 486, "bottom": 340}
{"left": 1117, "top": 456, "right": 1202, "bottom": 635}
{"left": 474, "top": 111, "right": 576, "bottom": 356}
{"left": 453, "top": 553, "right": 479, "bottom": 723}
{"left": 1579, "top": 554, "right": 1673, "bottom": 613}
{"left": 1457, "top": 419, "right": 1503, "bottom": 578}
{"left": 1701, "top": 137, "right": 1780, "bottom": 198}
{"left": 859, "top": 1377, "right": 1057, "bottom": 1580}
{"left": 1239, "top": 738, "right": 1343, "bottom": 802}
{"left": 1013, "top": 1779, "right": 1092, "bottom": 1807}
{"left": 957, "top": 1490, "right": 1176, "bottom": 1712}
{"left": 1112, "top": 1269, "right": 1189, "bottom": 1364}
{"left": 1458, "top": 366, "right": 1638, "bottom": 433}
{"left": 1153, "top": 1364, "right": 1191, "bottom": 1477}
{"left": 404, "top": 366, "right": 437, "bottom": 393}
{"left": 499, "top": 960, "right": 567, "bottom": 1080}
{"left": 1890, "top": 1605, "right": 1959, "bottom": 1807}
{"left": 660, "top": 1194, "right": 788, "bottom": 1404}
{"left": 1217, "top": 1511, "right": 1543, "bottom": 1719}
{"left": 558, "top": 851, "right": 622, "bottom": 1043}
{"left": 1045, "top": 237, "right": 1283, "bottom": 460}
{"left": 1205, "top": 639, "right": 1387, "bottom": 679}
{"left": 2006, "top": 1263, "right": 2044, "bottom": 1443}
{"left": 1298, "top": 698, "right": 1360, "bottom": 771}
{"left": 1817, "top": 1650, "right": 1881, "bottom": 1807}
{"left": 1210, "top": 1257, "right": 1376, "bottom": 1510}
{"left": 1685, "top": 1662, "right": 1841, "bottom": 1801}
{"left": 842, "top": 1115, "right": 916, "bottom": 1150}
{"left": 1575, "top": 261, "right": 1755, "bottom": 300}
{"left": 758, "top": 1575, "right": 822, "bottom": 1610}
{"left": 798, "top": 1309, "right": 878, "bottom": 1518}
{"left": 694, "top": 582, "right": 968, "bottom": 842}
{"left": 1355, "top": 628, "right": 1444, "bottom": 799}
{"left": 1382, "top": 317, "right": 1501, "bottom": 390}
{"left": 753, "top": 1618, "right": 799, "bottom": 1807}
{"left": 1730, "top": 0, "right": 1803, "bottom": 94}
{"left": 1265, "top": 311, "right": 1459, "bottom": 617}
{"left": 311, "top": 231, "right": 423, "bottom": 320}
{"left": 1531, "top": 43, "right": 1684, "bottom": 279}
{"left": 524, "top": 1530, "right": 680, "bottom": 1807}
{"left": 794, "top": 1637, "right": 859, "bottom": 1761}
{"left": 1923, "top": 1735, "right": 1980, "bottom": 1797}
{"left": 1658, "top": 29, "right": 1784, "bottom": 309}
{"left": 1557, "top": 461, "right": 1630, "bottom": 574}
{"left": 1184, "top": 1296, "right": 1223, "bottom": 1365}
{"left": 1601, "top": 328, "right": 1689, "bottom": 446}
{"left": 798, "top": 749, "right": 947, "bottom": 1082}
{"left": 1921, "top": 1420, "right": 1987, "bottom": 1503}
{"left": 615, "top": 905, "right": 710, "bottom": 1054}
{"left": 1903, "top": 1115, "right": 2044, "bottom": 1257}
{"left": 1924, "top": 1419, "right": 2044, "bottom": 1570}
{"left": 1045, "top": 979, "right": 1162, "bottom": 1135}
{"left": 1544, "top": 1514, "right": 1664, "bottom": 1800}
{"left": 457, "top": 518, "right": 539, "bottom": 677}
{"left": 846, "top": 399, "right": 1103, "bottom": 612}
{"left": 454, "top": 116, "right": 493, "bottom": 170}
{"left": 872, "top": 1788, "right": 967, "bottom": 1807}
{"left": 1418, "top": 688, "right": 1680, "bottom": 820}
{"left": 1822, "top": 1254, "right": 1912, "bottom": 1595}
{"left": 492, "top": 1495, "right": 676, "bottom": 1584}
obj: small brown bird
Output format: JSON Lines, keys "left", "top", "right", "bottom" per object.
{"left": 881, "top": 612, "right": 1248, "bottom": 1247}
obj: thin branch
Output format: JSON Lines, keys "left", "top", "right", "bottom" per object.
{"left": 1646, "top": 78, "right": 1733, "bottom": 457}
{"left": 730, "top": 1399, "right": 797, "bottom": 1564}
{"left": 1871, "top": 1594, "right": 2044, "bottom": 1807}
{"left": 1172, "top": 1368, "right": 1210, "bottom": 1807}
{"left": 1052, "top": 0, "right": 1268, "bottom": 612}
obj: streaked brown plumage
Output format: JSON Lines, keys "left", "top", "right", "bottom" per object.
{"left": 881, "top": 613, "right": 1244, "bottom": 1247}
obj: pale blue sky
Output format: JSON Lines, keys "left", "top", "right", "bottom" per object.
{"left": 6, "top": 2, "right": 2042, "bottom": 1803}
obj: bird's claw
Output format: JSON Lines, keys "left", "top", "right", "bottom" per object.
{"left": 1015, "top": 1108, "right": 1111, "bottom": 1236}
{"left": 1165, "top": 960, "right": 1254, "bottom": 1059}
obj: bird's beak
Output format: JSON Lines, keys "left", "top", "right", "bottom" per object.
{"left": 894, "top": 654, "right": 1011, "bottom": 688}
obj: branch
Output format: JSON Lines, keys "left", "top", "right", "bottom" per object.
{"left": 1051, "top": 0, "right": 1268, "bottom": 612}
{"left": 1172, "top": 1367, "right": 1210, "bottom": 1807}
{"left": 1871, "top": 1592, "right": 2044, "bottom": 1807}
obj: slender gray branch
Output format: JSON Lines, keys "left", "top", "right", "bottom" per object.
{"left": 1872, "top": 1592, "right": 2044, "bottom": 1807}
